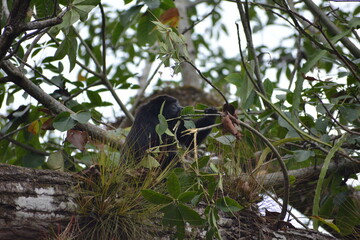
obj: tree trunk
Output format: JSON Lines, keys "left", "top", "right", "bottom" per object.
{"left": 0, "top": 164, "right": 77, "bottom": 240}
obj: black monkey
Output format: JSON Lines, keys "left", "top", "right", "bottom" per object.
{"left": 124, "top": 95, "right": 217, "bottom": 167}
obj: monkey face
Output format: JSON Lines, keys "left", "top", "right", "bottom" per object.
{"left": 147, "top": 95, "right": 182, "bottom": 119}
{"left": 163, "top": 100, "right": 182, "bottom": 119}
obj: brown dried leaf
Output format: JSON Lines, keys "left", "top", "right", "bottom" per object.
{"left": 66, "top": 129, "right": 89, "bottom": 151}
{"left": 41, "top": 117, "right": 55, "bottom": 130}
{"left": 221, "top": 114, "right": 242, "bottom": 140}
{"left": 159, "top": 7, "right": 179, "bottom": 28}
{"left": 28, "top": 120, "right": 40, "bottom": 135}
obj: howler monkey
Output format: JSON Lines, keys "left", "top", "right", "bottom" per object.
{"left": 124, "top": 95, "right": 217, "bottom": 167}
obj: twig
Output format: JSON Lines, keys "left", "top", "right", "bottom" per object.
{"left": 181, "top": 57, "right": 228, "bottom": 105}
{"left": 236, "top": 0, "right": 265, "bottom": 96}
{"left": 20, "top": 31, "right": 47, "bottom": 70}
{"left": 181, "top": 0, "right": 221, "bottom": 34}
{"left": 4, "top": 135, "right": 49, "bottom": 156}
{"left": 302, "top": 0, "right": 360, "bottom": 58}
{"left": 0, "top": 122, "right": 32, "bottom": 141}
{"left": 15, "top": 56, "right": 64, "bottom": 89}
{"left": 131, "top": 61, "right": 163, "bottom": 113}
{"left": 235, "top": 22, "right": 261, "bottom": 93}
{"left": 315, "top": 94, "right": 360, "bottom": 136}
{"left": 97, "top": 3, "right": 134, "bottom": 122}
{"left": 288, "top": 34, "right": 302, "bottom": 90}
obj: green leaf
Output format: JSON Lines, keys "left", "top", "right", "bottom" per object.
{"left": 313, "top": 134, "right": 348, "bottom": 230}
{"left": 71, "top": 111, "right": 91, "bottom": 123}
{"left": 141, "top": 189, "right": 173, "bottom": 204}
{"left": 47, "top": 151, "right": 65, "bottom": 171}
{"left": 139, "top": 155, "right": 160, "bottom": 168}
{"left": 73, "top": 5, "right": 93, "bottom": 22}
{"left": 181, "top": 106, "right": 195, "bottom": 115}
{"left": 137, "top": 11, "right": 157, "bottom": 46}
{"left": 224, "top": 73, "right": 241, "bottom": 87}
{"left": 161, "top": 204, "right": 185, "bottom": 231}
{"left": 33, "top": 0, "right": 55, "bottom": 18}
{"left": 67, "top": 31, "right": 78, "bottom": 71}
{"left": 293, "top": 150, "right": 315, "bottom": 162}
{"left": 215, "top": 197, "right": 243, "bottom": 213}
{"left": 183, "top": 120, "right": 195, "bottom": 129}
{"left": 73, "top": 0, "right": 100, "bottom": 4}
{"left": 86, "top": 90, "right": 102, "bottom": 105}
{"left": 54, "top": 38, "right": 70, "bottom": 60}
{"left": 22, "top": 153, "right": 45, "bottom": 168}
{"left": 339, "top": 106, "right": 360, "bottom": 122}
{"left": 310, "top": 216, "right": 340, "bottom": 233}
{"left": 191, "top": 155, "right": 210, "bottom": 169}
{"left": 143, "top": 0, "right": 160, "bottom": 9}
{"left": 178, "top": 203, "right": 205, "bottom": 226}
{"left": 178, "top": 191, "right": 198, "bottom": 203}
{"left": 156, "top": 114, "right": 168, "bottom": 136}
{"left": 167, "top": 173, "right": 181, "bottom": 198}
{"left": 53, "top": 112, "right": 77, "bottom": 131}
{"left": 215, "top": 135, "right": 237, "bottom": 146}
{"left": 0, "top": 85, "right": 5, "bottom": 110}
{"left": 263, "top": 78, "right": 273, "bottom": 98}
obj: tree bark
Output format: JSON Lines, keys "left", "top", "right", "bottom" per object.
{"left": 0, "top": 164, "right": 77, "bottom": 240}
{"left": 175, "top": 0, "right": 201, "bottom": 88}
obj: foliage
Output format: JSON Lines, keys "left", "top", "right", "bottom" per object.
{"left": 0, "top": 0, "right": 360, "bottom": 238}
{"left": 75, "top": 150, "right": 166, "bottom": 239}
{"left": 142, "top": 160, "right": 244, "bottom": 239}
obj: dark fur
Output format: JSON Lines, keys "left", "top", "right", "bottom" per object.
{"left": 124, "top": 95, "right": 217, "bottom": 166}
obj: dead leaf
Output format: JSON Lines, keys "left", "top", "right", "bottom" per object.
{"left": 28, "top": 120, "right": 40, "bottom": 135}
{"left": 159, "top": 8, "right": 179, "bottom": 28}
{"left": 66, "top": 129, "right": 89, "bottom": 151}
{"left": 41, "top": 117, "right": 55, "bottom": 130}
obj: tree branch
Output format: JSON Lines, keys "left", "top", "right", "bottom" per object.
{"left": 302, "top": 0, "right": 360, "bottom": 59}
{"left": 0, "top": 60, "right": 121, "bottom": 148}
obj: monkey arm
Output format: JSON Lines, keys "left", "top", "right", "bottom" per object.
{"left": 177, "top": 108, "right": 218, "bottom": 149}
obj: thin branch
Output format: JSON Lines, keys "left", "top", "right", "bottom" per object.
{"left": 237, "top": 119, "right": 289, "bottom": 222}
{"left": 4, "top": 135, "right": 49, "bottom": 156}
{"left": 130, "top": 61, "right": 163, "bottom": 113}
{"left": 64, "top": 80, "right": 102, "bottom": 104}
{"left": 302, "top": 0, "right": 360, "bottom": 58}
{"left": 181, "top": 0, "right": 221, "bottom": 34}
{"left": 15, "top": 56, "right": 64, "bottom": 89}
{"left": 235, "top": 0, "right": 265, "bottom": 96}
{"left": 235, "top": 22, "right": 261, "bottom": 93}
{"left": 25, "top": 16, "right": 62, "bottom": 30}
{"left": 20, "top": 31, "right": 47, "bottom": 70}
{"left": 288, "top": 34, "right": 302, "bottom": 90}
{"left": 315, "top": 94, "right": 360, "bottom": 136}
{"left": 98, "top": 3, "right": 134, "bottom": 122}
{"left": 319, "top": 29, "right": 360, "bottom": 82}
{"left": 0, "top": 122, "right": 32, "bottom": 141}
{"left": 181, "top": 57, "right": 228, "bottom": 105}
{"left": 73, "top": 29, "right": 102, "bottom": 72}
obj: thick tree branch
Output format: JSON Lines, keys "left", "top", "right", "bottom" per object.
{"left": 0, "top": 60, "right": 121, "bottom": 148}
{"left": 0, "top": 0, "right": 30, "bottom": 60}
{"left": 260, "top": 159, "right": 360, "bottom": 189}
